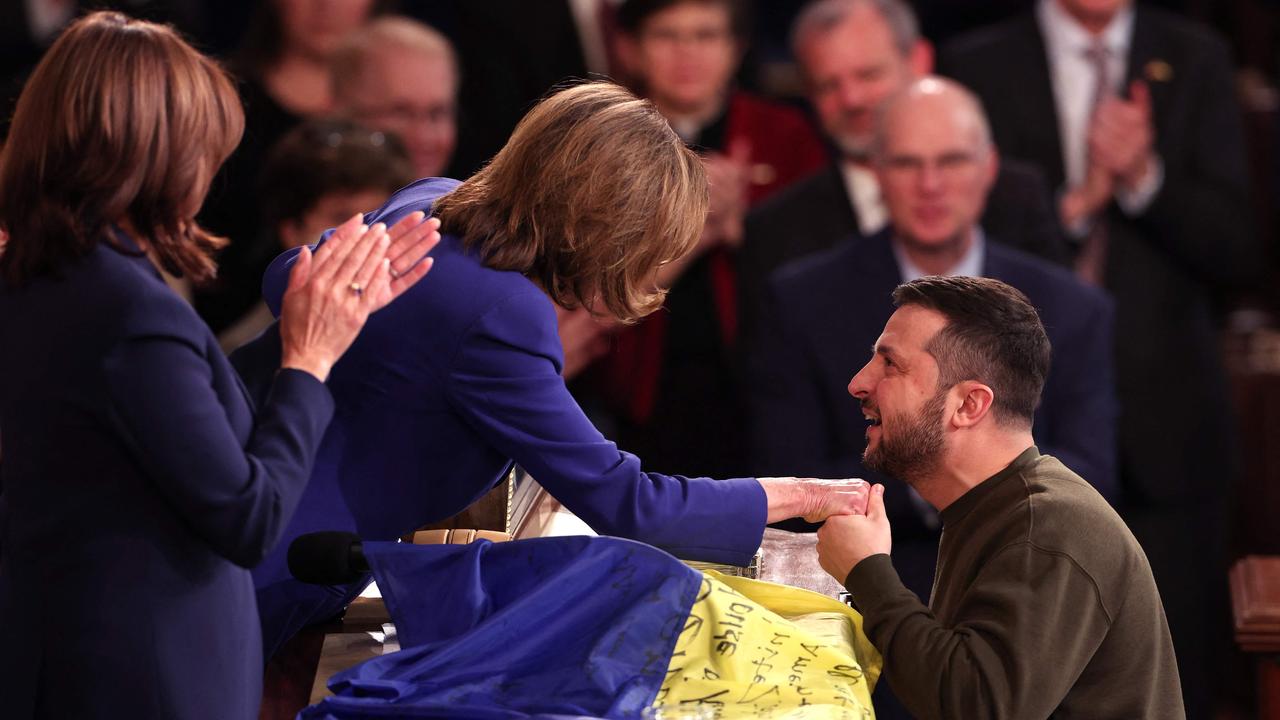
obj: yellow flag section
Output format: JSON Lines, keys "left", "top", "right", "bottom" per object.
{"left": 654, "top": 571, "right": 883, "bottom": 719}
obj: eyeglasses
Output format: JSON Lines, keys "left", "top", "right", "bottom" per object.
{"left": 881, "top": 151, "right": 982, "bottom": 180}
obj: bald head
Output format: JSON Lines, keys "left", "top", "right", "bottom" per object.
{"left": 874, "top": 76, "right": 991, "bottom": 160}
{"left": 872, "top": 76, "right": 999, "bottom": 261}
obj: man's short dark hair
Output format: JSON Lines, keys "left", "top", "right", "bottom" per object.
{"left": 617, "top": 0, "right": 751, "bottom": 41}
{"left": 892, "top": 276, "right": 1051, "bottom": 428}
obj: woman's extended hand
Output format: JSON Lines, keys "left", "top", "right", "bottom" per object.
{"left": 278, "top": 213, "right": 439, "bottom": 381}
{"left": 759, "top": 477, "right": 871, "bottom": 524}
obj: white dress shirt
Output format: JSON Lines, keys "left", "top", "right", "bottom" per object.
{"left": 1037, "top": 0, "right": 1162, "bottom": 217}
{"left": 841, "top": 161, "right": 889, "bottom": 236}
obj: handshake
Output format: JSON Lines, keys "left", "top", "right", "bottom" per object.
{"left": 759, "top": 477, "right": 891, "bottom": 586}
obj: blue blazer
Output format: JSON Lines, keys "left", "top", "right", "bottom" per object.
{"left": 0, "top": 232, "right": 333, "bottom": 719}
{"left": 749, "top": 230, "right": 1118, "bottom": 533}
{"left": 240, "top": 178, "right": 768, "bottom": 658}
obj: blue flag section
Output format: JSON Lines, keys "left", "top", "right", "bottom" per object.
{"left": 300, "top": 536, "right": 705, "bottom": 720}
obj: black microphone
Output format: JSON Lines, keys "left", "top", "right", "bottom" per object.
{"left": 287, "top": 531, "right": 370, "bottom": 585}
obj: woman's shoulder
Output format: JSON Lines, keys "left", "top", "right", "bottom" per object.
{"left": 88, "top": 243, "right": 209, "bottom": 342}
{"left": 408, "top": 234, "right": 554, "bottom": 330}
{"left": 366, "top": 177, "right": 463, "bottom": 229}
{"left": 1, "top": 238, "right": 210, "bottom": 360}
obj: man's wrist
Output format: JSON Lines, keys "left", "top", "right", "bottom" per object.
{"left": 843, "top": 553, "right": 898, "bottom": 614}
{"left": 1115, "top": 153, "right": 1164, "bottom": 215}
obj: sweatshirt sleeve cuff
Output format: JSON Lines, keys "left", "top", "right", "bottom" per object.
{"left": 844, "top": 553, "right": 910, "bottom": 613}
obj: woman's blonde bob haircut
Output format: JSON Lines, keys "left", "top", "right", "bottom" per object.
{"left": 0, "top": 11, "right": 243, "bottom": 286}
{"left": 432, "top": 81, "right": 708, "bottom": 324}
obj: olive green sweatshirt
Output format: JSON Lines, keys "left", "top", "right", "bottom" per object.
{"left": 845, "top": 447, "right": 1184, "bottom": 719}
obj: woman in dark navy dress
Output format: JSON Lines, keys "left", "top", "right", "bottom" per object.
{"left": 0, "top": 12, "right": 437, "bottom": 719}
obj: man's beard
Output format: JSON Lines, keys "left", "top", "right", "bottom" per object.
{"left": 863, "top": 388, "right": 948, "bottom": 483}
{"left": 830, "top": 124, "right": 874, "bottom": 162}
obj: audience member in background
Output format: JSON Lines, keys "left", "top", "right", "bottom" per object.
{"left": 816, "top": 275, "right": 1182, "bottom": 720}
{"left": 741, "top": 0, "right": 1067, "bottom": 343}
{"left": 0, "top": 12, "right": 437, "bottom": 717}
{"left": 577, "top": 0, "right": 828, "bottom": 478}
{"left": 196, "top": 0, "right": 379, "bottom": 334}
{"left": 231, "top": 82, "right": 870, "bottom": 660}
{"left": 217, "top": 119, "right": 414, "bottom": 353}
{"left": 330, "top": 16, "right": 459, "bottom": 180}
{"left": 940, "top": 2, "right": 1263, "bottom": 713}
{"left": 322, "top": 14, "right": 627, "bottom": 382}
{"left": 749, "top": 77, "right": 1115, "bottom": 717}
{"left": 446, "top": 0, "right": 626, "bottom": 176}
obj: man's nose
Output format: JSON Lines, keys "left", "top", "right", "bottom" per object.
{"left": 848, "top": 360, "right": 876, "bottom": 399}
{"left": 918, "top": 162, "right": 944, "bottom": 193}
{"left": 839, "top": 79, "right": 869, "bottom": 111}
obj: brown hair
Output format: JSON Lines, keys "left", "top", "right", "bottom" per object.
{"left": 259, "top": 119, "right": 412, "bottom": 233}
{"left": 892, "top": 276, "right": 1051, "bottom": 428}
{"left": 432, "top": 81, "right": 707, "bottom": 323}
{"left": 0, "top": 11, "right": 244, "bottom": 287}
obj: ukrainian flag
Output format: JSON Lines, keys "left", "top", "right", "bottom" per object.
{"left": 301, "top": 536, "right": 880, "bottom": 719}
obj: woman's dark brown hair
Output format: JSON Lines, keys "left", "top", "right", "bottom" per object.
{"left": 432, "top": 81, "right": 708, "bottom": 323}
{"left": 0, "top": 11, "right": 244, "bottom": 287}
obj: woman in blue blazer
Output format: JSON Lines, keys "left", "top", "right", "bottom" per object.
{"left": 0, "top": 13, "right": 437, "bottom": 719}
{"left": 242, "top": 82, "right": 871, "bottom": 658}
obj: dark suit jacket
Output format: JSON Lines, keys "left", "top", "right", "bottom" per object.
{"left": 748, "top": 230, "right": 1117, "bottom": 544}
{"left": 0, "top": 232, "right": 333, "bottom": 718}
{"left": 740, "top": 158, "right": 1068, "bottom": 343}
{"left": 240, "top": 179, "right": 770, "bottom": 659}
{"left": 939, "top": 7, "right": 1262, "bottom": 505}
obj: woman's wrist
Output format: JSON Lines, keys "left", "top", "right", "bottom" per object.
{"left": 280, "top": 352, "right": 332, "bottom": 383}
{"left": 759, "top": 477, "right": 805, "bottom": 523}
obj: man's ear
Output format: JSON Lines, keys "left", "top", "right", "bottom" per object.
{"left": 950, "top": 381, "right": 995, "bottom": 428}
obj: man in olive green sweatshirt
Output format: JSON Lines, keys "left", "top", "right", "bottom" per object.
{"left": 816, "top": 275, "right": 1183, "bottom": 719}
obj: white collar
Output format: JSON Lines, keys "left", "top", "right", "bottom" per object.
{"left": 1038, "top": 0, "right": 1135, "bottom": 59}
{"left": 840, "top": 160, "right": 889, "bottom": 236}
{"left": 893, "top": 227, "right": 987, "bottom": 283}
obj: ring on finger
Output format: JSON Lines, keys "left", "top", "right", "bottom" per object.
{"left": 349, "top": 282, "right": 364, "bottom": 298}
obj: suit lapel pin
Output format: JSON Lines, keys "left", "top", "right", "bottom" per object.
{"left": 1144, "top": 59, "right": 1173, "bottom": 83}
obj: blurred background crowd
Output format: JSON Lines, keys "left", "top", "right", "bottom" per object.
{"left": 3, "top": 0, "right": 1280, "bottom": 718}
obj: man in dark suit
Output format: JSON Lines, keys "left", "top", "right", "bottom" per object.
{"left": 740, "top": 0, "right": 1067, "bottom": 341}
{"left": 939, "top": 3, "right": 1263, "bottom": 714}
{"left": 750, "top": 75, "right": 1115, "bottom": 610}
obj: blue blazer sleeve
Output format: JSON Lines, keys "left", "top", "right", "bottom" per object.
{"left": 102, "top": 297, "right": 334, "bottom": 568}
{"left": 447, "top": 291, "right": 767, "bottom": 566}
